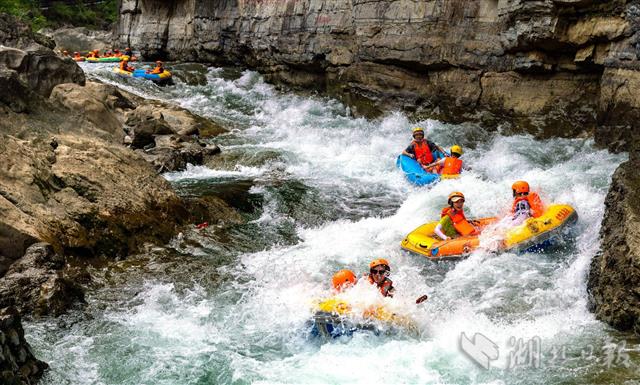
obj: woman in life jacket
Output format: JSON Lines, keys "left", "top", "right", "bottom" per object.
{"left": 426, "top": 144, "right": 464, "bottom": 176}
{"left": 119, "top": 58, "right": 135, "bottom": 73}
{"left": 401, "top": 127, "right": 444, "bottom": 168}
{"left": 511, "top": 181, "right": 545, "bottom": 221}
{"left": 367, "top": 259, "right": 395, "bottom": 298}
{"left": 434, "top": 192, "right": 479, "bottom": 240}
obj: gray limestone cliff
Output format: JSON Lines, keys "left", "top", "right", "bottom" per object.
{"left": 116, "top": 0, "right": 640, "bottom": 150}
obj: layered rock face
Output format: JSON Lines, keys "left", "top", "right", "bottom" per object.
{"left": 588, "top": 157, "right": 640, "bottom": 334}
{"left": 117, "top": 0, "right": 639, "bottom": 148}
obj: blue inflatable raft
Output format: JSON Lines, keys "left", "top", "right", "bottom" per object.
{"left": 132, "top": 69, "right": 173, "bottom": 84}
{"left": 396, "top": 154, "right": 442, "bottom": 186}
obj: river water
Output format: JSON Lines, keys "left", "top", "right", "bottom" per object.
{"left": 24, "top": 62, "right": 639, "bottom": 384}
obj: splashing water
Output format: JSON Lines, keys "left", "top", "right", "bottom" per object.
{"left": 24, "top": 62, "right": 638, "bottom": 385}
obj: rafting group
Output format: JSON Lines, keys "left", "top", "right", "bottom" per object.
{"left": 64, "top": 48, "right": 137, "bottom": 62}
{"left": 310, "top": 126, "right": 578, "bottom": 339}
{"left": 62, "top": 48, "right": 173, "bottom": 85}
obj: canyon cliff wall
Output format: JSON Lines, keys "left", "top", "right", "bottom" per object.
{"left": 117, "top": 0, "right": 639, "bottom": 150}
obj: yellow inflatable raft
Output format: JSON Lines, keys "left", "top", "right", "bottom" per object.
{"left": 309, "top": 297, "right": 418, "bottom": 339}
{"left": 401, "top": 204, "right": 578, "bottom": 260}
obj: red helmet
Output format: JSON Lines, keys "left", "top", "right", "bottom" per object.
{"left": 512, "top": 181, "right": 530, "bottom": 194}
{"left": 332, "top": 269, "right": 356, "bottom": 291}
{"left": 369, "top": 258, "right": 390, "bottom": 270}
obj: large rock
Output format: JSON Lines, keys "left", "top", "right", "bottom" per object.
{"left": 588, "top": 158, "right": 640, "bottom": 335}
{"left": 44, "top": 26, "right": 114, "bottom": 53}
{"left": 0, "top": 46, "right": 85, "bottom": 113}
{"left": 0, "top": 306, "right": 48, "bottom": 385}
{"left": 116, "top": 0, "right": 640, "bottom": 145}
{"left": 0, "top": 243, "right": 84, "bottom": 316}
{"left": 0, "top": 13, "right": 54, "bottom": 50}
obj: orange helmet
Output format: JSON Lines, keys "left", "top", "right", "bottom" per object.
{"left": 448, "top": 191, "right": 465, "bottom": 205}
{"left": 369, "top": 258, "right": 390, "bottom": 270}
{"left": 512, "top": 181, "right": 530, "bottom": 194}
{"left": 332, "top": 269, "right": 356, "bottom": 291}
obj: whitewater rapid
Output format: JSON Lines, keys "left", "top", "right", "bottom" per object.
{"left": 24, "top": 62, "right": 637, "bottom": 385}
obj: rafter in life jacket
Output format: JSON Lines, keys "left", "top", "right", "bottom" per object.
{"left": 512, "top": 192, "right": 544, "bottom": 218}
{"left": 412, "top": 140, "right": 435, "bottom": 164}
{"left": 440, "top": 156, "right": 463, "bottom": 175}
{"left": 441, "top": 207, "right": 478, "bottom": 236}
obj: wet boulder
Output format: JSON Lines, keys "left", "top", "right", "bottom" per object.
{"left": 0, "top": 306, "right": 49, "bottom": 385}
{"left": 588, "top": 158, "right": 640, "bottom": 335}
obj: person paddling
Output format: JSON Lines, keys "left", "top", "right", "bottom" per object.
{"left": 367, "top": 259, "right": 429, "bottom": 304}
{"left": 425, "top": 144, "right": 464, "bottom": 176}
{"left": 119, "top": 57, "right": 135, "bottom": 73}
{"left": 511, "top": 181, "right": 545, "bottom": 222}
{"left": 368, "top": 259, "right": 395, "bottom": 298}
{"left": 401, "top": 127, "right": 445, "bottom": 169}
{"left": 148, "top": 60, "right": 165, "bottom": 74}
{"left": 434, "top": 192, "right": 479, "bottom": 241}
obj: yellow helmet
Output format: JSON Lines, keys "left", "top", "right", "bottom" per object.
{"left": 412, "top": 127, "right": 424, "bottom": 134}
{"left": 451, "top": 145, "right": 463, "bottom": 155}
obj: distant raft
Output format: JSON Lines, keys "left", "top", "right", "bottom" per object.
{"left": 132, "top": 69, "right": 173, "bottom": 84}
{"left": 86, "top": 55, "right": 131, "bottom": 63}
{"left": 401, "top": 204, "right": 578, "bottom": 260}
{"left": 112, "top": 67, "right": 173, "bottom": 85}
{"left": 396, "top": 154, "right": 455, "bottom": 186}
{"left": 308, "top": 297, "right": 418, "bottom": 339}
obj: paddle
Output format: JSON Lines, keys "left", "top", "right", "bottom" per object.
{"left": 415, "top": 294, "right": 428, "bottom": 304}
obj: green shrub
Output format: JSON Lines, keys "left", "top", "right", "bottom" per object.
{"left": 0, "top": 0, "right": 119, "bottom": 30}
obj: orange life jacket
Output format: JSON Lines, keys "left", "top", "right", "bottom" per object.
{"left": 511, "top": 192, "right": 545, "bottom": 218}
{"left": 441, "top": 207, "right": 478, "bottom": 236}
{"left": 440, "top": 156, "right": 463, "bottom": 175}
{"left": 151, "top": 66, "right": 163, "bottom": 74}
{"left": 119, "top": 61, "right": 131, "bottom": 71}
{"left": 412, "top": 140, "right": 434, "bottom": 165}
{"left": 368, "top": 276, "right": 394, "bottom": 297}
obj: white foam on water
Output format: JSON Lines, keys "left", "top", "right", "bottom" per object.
{"left": 27, "top": 66, "right": 633, "bottom": 385}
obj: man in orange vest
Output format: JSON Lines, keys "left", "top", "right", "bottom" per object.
{"left": 511, "top": 181, "right": 545, "bottom": 221}
{"left": 367, "top": 259, "right": 395, "bottom": 298}
{"left": 401, "top": 127, "right": 444, "bottom": 168}
{"left": 426, "top": 144, "right": 464, "bottom": 176}
{"left": 434, "top": 192, "right": 479, "bottom": 240}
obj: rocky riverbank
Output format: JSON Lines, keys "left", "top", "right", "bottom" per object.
{"left": 0, "top": 13, "right": 238, "bottom": 384}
